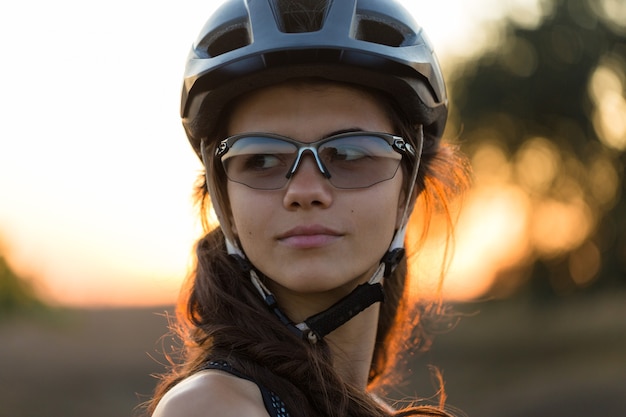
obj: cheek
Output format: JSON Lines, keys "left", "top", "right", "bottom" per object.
{"left": 361, "top": 185, "right": 405, "bottom": 238}
{"left": 229, "top": 205, "right": 257, "bottom": 250}
{"left": 227, "top": 186, "right": 272, "bottom": 239}
{"left": 227, "top": 186, "right": 247, "bottom": 238}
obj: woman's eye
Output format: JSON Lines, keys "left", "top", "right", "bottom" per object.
{"left": 243, "top": 154, "right": 282, "bottom": 170}
{"left": 330, "top": 146, "right": 369, "bottom": 161}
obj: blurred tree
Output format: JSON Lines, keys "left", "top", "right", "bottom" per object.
{"left": 447, "top": 0, "right": 626, "bottom": 297}
{"left": 0, "top": 251, "right": 45, "bottom": 317}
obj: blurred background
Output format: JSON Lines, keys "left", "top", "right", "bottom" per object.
{"left": 1, "top": 0, "right": 625, "bottom": 416}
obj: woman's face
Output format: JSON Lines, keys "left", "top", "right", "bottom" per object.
{"left": 225, "top": 81, "right": 406, "bottom": 315}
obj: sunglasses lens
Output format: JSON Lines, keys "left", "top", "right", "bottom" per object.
{"left": 319, "top": 135, "right": 402, "bottom": 189}
{"left": 222, "top": 136, "right": 298, "bottom": 189}
{"left": 220, "top": 134, "right": 404, "bottom": 189}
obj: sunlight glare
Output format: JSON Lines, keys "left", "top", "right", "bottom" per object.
{"left": 530, "top": 198, "right": 593, "bottom": 257}
{"left": 471, "top": 140, "right": 514, "bottom": 184}
{"left": 442, "top": 184, "right": 532, "bottom": 301}
{"left": 514, "top": 137, "right": 560, "bottom": 195}
{"left": 589, "top": 62, "right": 626, "bottom": 151}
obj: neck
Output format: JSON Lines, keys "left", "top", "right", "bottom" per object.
{"left": 269, "top": 281, "right": 382, "bottom": 389}
{"left": 325, "top": 301, "right": 380, "bottom": 388}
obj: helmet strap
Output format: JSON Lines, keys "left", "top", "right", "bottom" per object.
{"left": 238, "top": 257, "right": 389, "bottom": 344}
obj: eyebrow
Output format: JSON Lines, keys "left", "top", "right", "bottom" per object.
{"left": 322, "top": 127, "right": 364, "bottom": 139}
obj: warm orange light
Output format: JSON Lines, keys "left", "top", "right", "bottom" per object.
{"left": 530, "top": 198, "right": 593, "bottom": 257}
{"left": 568, "top": 241, "right": 601, "bottom": 287}
{"left": 443, "top": 184, "right": 532, "bottom": 300}
{"left": 590, "top": 62, "right": 626, "bottom": 151}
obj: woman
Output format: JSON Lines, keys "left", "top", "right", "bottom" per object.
{"left": 147, "top": 0, "right": 470, "bottom": 416}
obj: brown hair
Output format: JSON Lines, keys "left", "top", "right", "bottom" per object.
{"left": 144, "top": 81, "right": 471, "bottom": 417}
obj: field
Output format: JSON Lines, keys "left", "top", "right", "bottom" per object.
{"left": 1, "top": 290, "right": 625, "bottom": 417}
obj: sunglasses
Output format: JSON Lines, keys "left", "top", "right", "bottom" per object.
{"left": 204, "top": 131, "right": 416, "bottom": 190}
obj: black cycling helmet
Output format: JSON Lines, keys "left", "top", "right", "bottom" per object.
{"left": 181, "top": 0, "right": 448, "bottom": 157}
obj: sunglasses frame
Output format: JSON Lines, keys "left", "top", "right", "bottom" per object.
{"left": 203, "top": 131, "right": 416, "bottom": 190}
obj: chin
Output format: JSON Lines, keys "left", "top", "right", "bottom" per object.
{"left": 275, "top": 271, "right": 367, "bottom": 296}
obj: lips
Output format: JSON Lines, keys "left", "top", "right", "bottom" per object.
{"left": 276, "top": 225, "right": 342, "bottom": 249}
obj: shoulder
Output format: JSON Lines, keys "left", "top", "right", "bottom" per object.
{"left": 151, "top": 369, "right": 270, "bottom": 417}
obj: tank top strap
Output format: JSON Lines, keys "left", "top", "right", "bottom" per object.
{"left": 202, "top": 361, "right": 291, "bottom": 417}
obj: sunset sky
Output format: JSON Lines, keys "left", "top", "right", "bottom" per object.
{"left": 0, "top": 0, "right": 545, "bottom": 307}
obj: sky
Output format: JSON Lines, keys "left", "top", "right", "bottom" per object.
{"left": 0, "top": 0, "right": 543, "bottom": 307}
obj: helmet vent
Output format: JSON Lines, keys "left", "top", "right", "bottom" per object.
{"left": 354, "top": 18, "right": 407, "bottom": 47}
{"left": 271, "top": 0, "right": 330, "bottom": 33}
{"left": 204, "top": 25, "right": 251, "bottom": 58}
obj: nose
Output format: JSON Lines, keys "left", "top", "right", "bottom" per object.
{"left": 283, "top": 154, "right": 333, "bottom": 209}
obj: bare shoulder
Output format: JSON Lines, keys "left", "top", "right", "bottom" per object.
{"left": 151, "top": 369, "right": 270, "bottom": 417}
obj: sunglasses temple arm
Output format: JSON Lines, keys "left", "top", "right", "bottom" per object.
{"left": 389, "top": 126, "right": 424, "bottom": 251}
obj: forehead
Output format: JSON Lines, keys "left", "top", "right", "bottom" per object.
{"left": 226, "top": 80, "right": 395, "bottom": 140}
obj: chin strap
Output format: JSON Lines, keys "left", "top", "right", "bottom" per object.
{"left": 231, "top": 248, "right": 404, "bottom": 344}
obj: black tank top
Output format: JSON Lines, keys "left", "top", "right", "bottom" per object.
{"left": 202, "top": 361, "right": 292, "bottom": 417}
